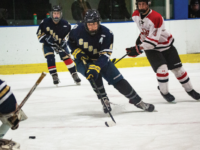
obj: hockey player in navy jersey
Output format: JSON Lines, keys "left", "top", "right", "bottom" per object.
{"left": 0, "top": 79, "right": 27, "bottom": 150}
{"left": 126, "top": 0, "right": 200, "bottom": 102}
{"left": 68, "top": 9, "right": 155, "bottom": 113}
{"left": 37, "top": 5, "right": 81, "bottom": 85}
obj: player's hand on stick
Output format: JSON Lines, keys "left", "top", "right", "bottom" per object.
{"left": 126, "top": 45, "right": 143, "bottom": 57}
{"left": 60, "top": 39, "right": 67, "bottom": 48}
{"left": 86, "top": 64, "right": 101, "bottom": 81}
{"left": 72, "top": 48, "right": 89, "bottom": 61}
{"left": 45, "top": 35, "right": 58, "bottom": 47}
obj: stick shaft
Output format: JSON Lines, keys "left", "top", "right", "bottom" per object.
{"left": 15, "top": 72, "right": 46, "bottom": 114}
{"left": 114, "top": 54, "right": 128, "bottom": 64}
{"left": 82, "top": 60, "right": 116, "bottom": 123}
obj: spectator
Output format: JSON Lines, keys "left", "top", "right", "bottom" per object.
{"left": 189, "top": 0, "right": 200, "bottom": 18}
{"left": 0, "top": 8, "right": 8, "bottom": 26}
{"left": 98, "top": 0, "right": 131, "bottom": 22}
{"left": 71, "top": 0, "right": 91, "bottom": 23}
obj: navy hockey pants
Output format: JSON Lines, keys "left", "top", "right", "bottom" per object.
{"left": 75, "top": 59, "right": 124, "bottom": 85}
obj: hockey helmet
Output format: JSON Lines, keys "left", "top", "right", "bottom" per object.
{"left": 50, "top": 5, "right": 63, "bottom": 23}
{"left": 84, "top": 9, "right": 101, "bottom": 35}
{"left": 136, "top": 0, "right": 151, "bottom": 13}
{"left": 136, "top": 0, "right": 151, "bottom": 5}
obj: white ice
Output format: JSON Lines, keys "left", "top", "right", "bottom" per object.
{"left": 0, "top": 63, "right": 200, "bottom": 150}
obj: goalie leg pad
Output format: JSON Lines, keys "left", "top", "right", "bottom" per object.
{"left": 0, "top": 139, "right": 20, "bottom": 150}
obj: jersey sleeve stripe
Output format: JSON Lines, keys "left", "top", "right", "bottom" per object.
{"left": 0, "top": 82, "right": 6, "bottom": 91}
{"left": 101, "top": 49, "right": 113, "bottom": 52}
{"left": 0, "top": 86, "right": 10, "bottom": 98}
{"left": 0, "top": 90, "right": 12, "bottom": 105}
{"left": 38, "top": 34, "right": 46, "bottom": 41}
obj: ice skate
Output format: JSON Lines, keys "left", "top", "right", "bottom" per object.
{"left": 72, "top": 72, "right": 81, "bottom": 85}
{"left": 187, "top": 89, "right": 200, "bottom": 100}
{"left": 101, "top": 97, "right": 112, "bottom": 114}
{"left": 52, "top": 73, "right": 60, "bottom": 85}
{"left": 135, "top": 100, "right": 155, "bottom": 112}
{"left": 158, "top": 86, "right": 175, "bottom": 103}
{"left": 0, "top": 139, "right": 20, "bottom": 150}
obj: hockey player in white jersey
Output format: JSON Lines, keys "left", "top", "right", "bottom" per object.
{"left": 0, "top": 79, "right": 27, "bottom": 150}
{"left": 126, "top": 0, "right": 200, "bottom": 102}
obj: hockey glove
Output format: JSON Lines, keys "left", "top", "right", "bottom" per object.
{"left": 45, "top": 35, "right": 58, "bottom": 47}
{"left": 72, "top": 48, "right": 89, "bottom": 61}
{"left": 60, "top": 40, "right": 67, "bottom": 48}
{"left": 126, "top": 45, "right": 143, "bottom": 57}
{"left": 86, "top": 64, "right": 101, "bottom": 81}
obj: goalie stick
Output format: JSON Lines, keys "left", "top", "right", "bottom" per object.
{"left": 82, "top": 60, "right": 116, "bottom": 127}
{"left": 14, "top": 72, "right": 46, "bottom": 114}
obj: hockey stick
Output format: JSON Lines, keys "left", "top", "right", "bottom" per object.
{"left": 82, "top": 60, "right": 116, "bottom": 127}
{"left": 112, "top": 53, "right": 128, "bottom": 65}
{"left": 14, "top": 72, "right": 46, "bottom": 114}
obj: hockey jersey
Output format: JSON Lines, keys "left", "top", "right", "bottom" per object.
{"left": 0, "top": 79, "right": 16, "bottom": 106}
{"left": 68, "top": 23, "right": 113, "bottom": 69}
{"left": 36, "top": 18, "right": 71, "bottom": 45}
{"left": 132, "top": 9, "right": 174, "bottom": 51}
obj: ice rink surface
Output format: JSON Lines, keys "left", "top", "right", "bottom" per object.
{"left": 0, "top": 63, "right": 200, "bottom": 150}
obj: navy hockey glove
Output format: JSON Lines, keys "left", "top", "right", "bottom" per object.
{"left": 45, "top": 35, "right": 58, "bottom": 47}
{"left": 86, "top": 64, "right": 101, "bottom": 81}
{"left": 126, "top": 45, "right": 143, "bottom": 57}
{"left": 60, "top": 40, "right": 67, "bottom": 48}
{"left": 72, "top": 48, "right": 89, "bottom": 61}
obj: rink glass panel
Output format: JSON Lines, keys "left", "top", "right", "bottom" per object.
{"left": 0, "top": 0, "right": 176, "bottom": 26}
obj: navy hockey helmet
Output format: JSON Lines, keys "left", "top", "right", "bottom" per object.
{"left": 84, "top": 9, "right": 101, "bottom": 35}
{"left": 50, "top": 5, "right": 63, "bottom": 23}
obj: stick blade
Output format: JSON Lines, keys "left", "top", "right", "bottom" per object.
{"left": 105, "top": 121, "right": 116, "bottom": 127}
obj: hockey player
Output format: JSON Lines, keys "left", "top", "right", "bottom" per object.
{"left": 68, "top": 9, "right": 155, "bottom": 113}
{"left": 36, "top": 5, "right": 81, "bottom": 85}
{"left": 126, "top": 0, "right": 200, "bottom": 102}
{"left": 0, "top": 79, "right": 27, "bottom": 150}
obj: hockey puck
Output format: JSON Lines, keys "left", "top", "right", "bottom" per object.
{"left": 29, "top": 136, "right": 36, "bottom": 139}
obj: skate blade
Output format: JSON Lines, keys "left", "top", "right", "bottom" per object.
{"left": 168, "top": 100, "right": 176, "bottom": 104}
{"left": 75, "top": 82, "right": 81, "bottom": 85}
